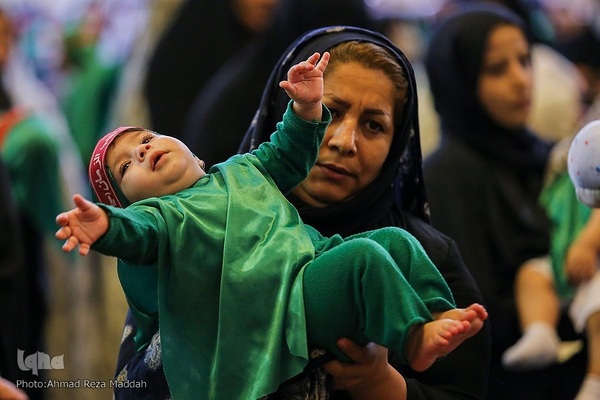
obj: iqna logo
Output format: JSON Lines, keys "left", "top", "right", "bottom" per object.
{"left": 17, "top": 350, "right": 64, "bottom": 376}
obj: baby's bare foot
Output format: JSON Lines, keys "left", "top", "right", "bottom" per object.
{"left": 439, "top": 303, "right": 488, "bottom": 323}
{"left": 407, "top": 304, "right": 487, "bottom": 372}
{"left": 406, "top": 319, "right": 468, "bottom": 371}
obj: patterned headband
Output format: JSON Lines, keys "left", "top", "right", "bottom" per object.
{"left": 88, "top": 126, "right": 144, "bottom": 208}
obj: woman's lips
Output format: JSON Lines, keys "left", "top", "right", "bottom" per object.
{"left": 317, "top": 162, "right": 352, "bottom": 179}
{"left": 513, "top": 96, "right": 531, "bottom": 111}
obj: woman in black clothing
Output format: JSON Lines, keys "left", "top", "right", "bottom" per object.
{"left": 144, "top": 0, "right": 279, "bottom": 139}
{"left": 115, "top": 26, "right": 490, "bottom": 399}
{"left": 423, "top": 4, "right": 585, "bottom": 399}
{"left": 0, "top": 156, "right": 28, "bottom": 400}
{"left": 181, "top": 0, "right": 375, "bottom": 169}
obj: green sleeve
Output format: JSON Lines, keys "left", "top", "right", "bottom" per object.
{"left": 92, "top": 204, "right": 162, "bottom": 266}
{"left": 252, "top": 101, "right": 331, "bottom": 194}
{"left": 61, "top": 45, "right": 121, "bottom": 161}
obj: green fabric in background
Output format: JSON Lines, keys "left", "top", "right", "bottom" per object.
{"left": 540, "top": 171, "right": 592, "bottom": 299}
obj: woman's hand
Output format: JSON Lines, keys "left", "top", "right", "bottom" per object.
{"left": 565, "top": 209, "right": 600, "bottom": 285}
{"left": 565, "top": 237, "right": 598, "bottom": 285}
{"left": 323, "top": 339, "right": 406, "bottom": 400}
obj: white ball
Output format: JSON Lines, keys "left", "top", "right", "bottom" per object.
{"left": 568, "top": 120, "right": 600, "bottom": 207}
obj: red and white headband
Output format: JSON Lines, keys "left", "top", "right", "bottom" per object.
{"left": 88, "top": 126, "right": 144, "bottom": 208}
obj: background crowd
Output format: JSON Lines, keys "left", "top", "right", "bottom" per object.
{"left": 0, "top": 0, "right": 599, "bottom": 399}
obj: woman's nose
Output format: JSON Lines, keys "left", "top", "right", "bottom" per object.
{"left": 327, "top": 121, "right": 357, "bottom": 155}
{"left": 511, "top": 62, "right": 531, "bottom": 89}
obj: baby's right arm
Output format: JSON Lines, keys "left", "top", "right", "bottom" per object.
{"left": 279, "top": 52, "right": 329, "bottom": 123}
{"left": 55, "top": 194, "right": 109, "bottom": 256}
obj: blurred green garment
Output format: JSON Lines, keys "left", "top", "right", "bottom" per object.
{"left": 0, "top": 108, "right": 63, "bottom": 235}
{"left": 539, "top": 137, "right": 591, "bottom": 299}
{"left": 61, "top": 32, "right": 121, "bottom": 163}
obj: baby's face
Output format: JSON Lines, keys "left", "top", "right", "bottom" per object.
{"left": 105, "top": 130, "right": 205, "bottom": 203}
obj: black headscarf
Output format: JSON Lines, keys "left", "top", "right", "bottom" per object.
{"left": 425, "top": 3, "right": 551, "bottom": 173}
{"left": 239, "top": 26, "right": 428, "bottom": 237}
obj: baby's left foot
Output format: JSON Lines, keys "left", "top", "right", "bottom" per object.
{"left": 407, "top": 305, "right": 487, "bottom": 372}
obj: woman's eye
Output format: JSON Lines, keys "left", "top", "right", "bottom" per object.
{"left": 365, "top": 120, "right": 383, "bottom": 133}
{"left": 329, "top": 108, "right": 340, "bottom": 119}
{"left": 483, "top": 62, "right": 506, "bottom": 76}
{"left": 519, "top": 54, "right": 531, "bottom": 68}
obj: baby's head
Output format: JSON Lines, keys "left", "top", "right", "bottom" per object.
{"left": 568, "top": 120, "right": 600, "bottom": 208}
{"left": 89, "top": 126, "right": 206, "bottom": 207}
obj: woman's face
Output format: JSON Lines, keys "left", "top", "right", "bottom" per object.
{"left": 477, "top": 24, "right": 533, "bottom": 129}
{"left": 231, "top": 0, "right": 279, "bottom": 33}
{"left": 292, "top": 62, "right": 395, "bottom": 207}
{"left": 0, "top": 13, "right": 10, "bottom": 68}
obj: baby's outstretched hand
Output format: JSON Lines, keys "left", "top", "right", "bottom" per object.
{"left": 55, "top": 194, "right": 109, "bottom": 256}
{"left": 279, "top": 51, "right": 330, "bottom": 106}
